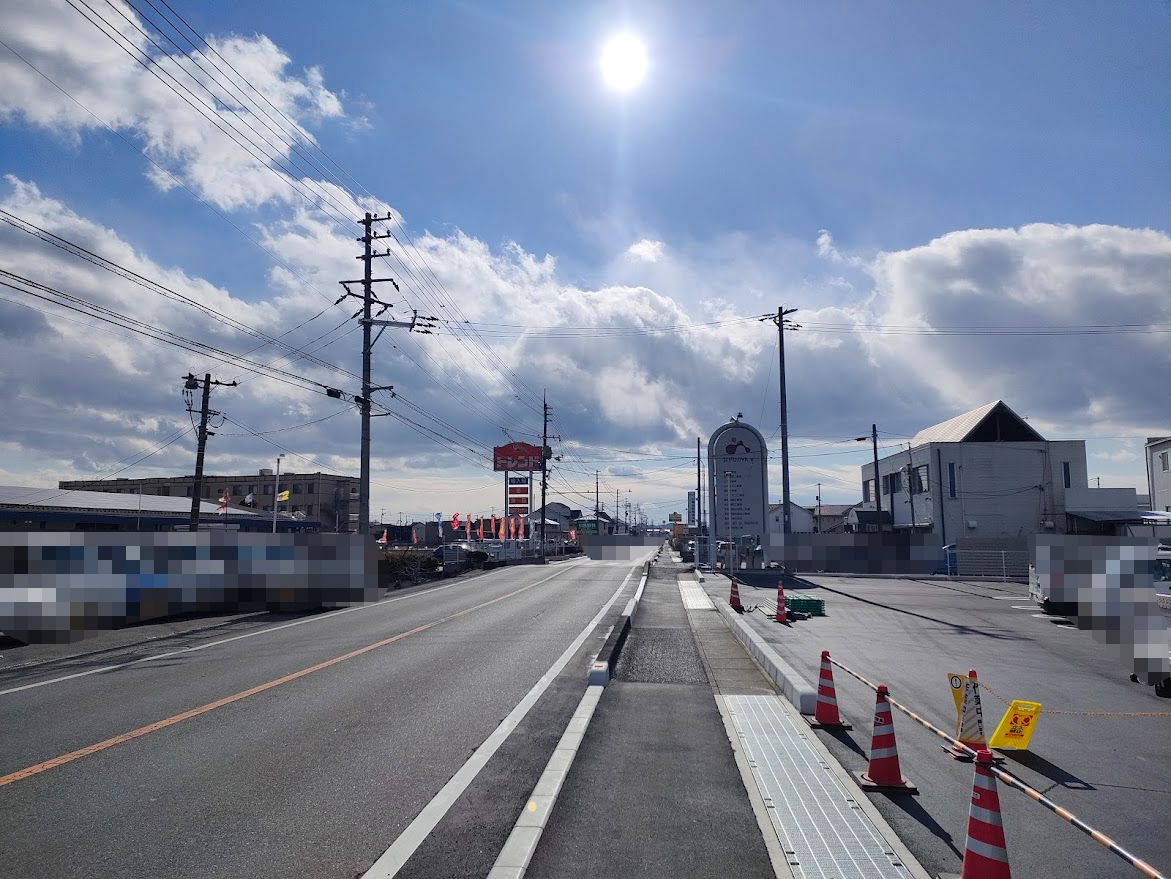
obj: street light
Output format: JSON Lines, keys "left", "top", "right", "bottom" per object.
{"left": 272, "top": 453, "right": 285, "bottom": 534}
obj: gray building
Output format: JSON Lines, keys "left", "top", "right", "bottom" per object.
{"left": 1147, "top": 437, "right": 1171, "bottom": 514}
{"left": 59, "top": 471, "right": 358, "bottom": 532}
{"left": 859, "top": 400, "right": 1146, "bottom": 542}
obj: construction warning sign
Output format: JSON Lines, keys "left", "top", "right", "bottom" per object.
{"left": 989, "top": 700, "right": 1042, "bottom": 750}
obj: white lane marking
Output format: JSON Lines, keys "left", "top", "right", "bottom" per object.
{"left": 0, "top": 561, "right": 587, "bottom": 697}
{"left": 992, "top": 596, "right": 1031, "bottom": 600}
{"left": 1011, "top": 605, "right": 1038, "bottom": 610}
{"left": 361, "top": 561, "right": 640, "bottom": 879}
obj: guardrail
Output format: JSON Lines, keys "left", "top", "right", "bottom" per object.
{"left": 826, "top": 655, "right": 1167, "bottom": 879}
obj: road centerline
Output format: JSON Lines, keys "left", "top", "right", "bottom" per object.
{"left": 0, "top": 565, "right": 577, "bottom": 789}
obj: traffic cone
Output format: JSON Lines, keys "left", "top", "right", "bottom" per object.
{"left": 729, "top": 578, "right": 744, "bottom": 613}
{"left": 959, "top": 749, "right": 1012, "bottom": 879}
{"left": 774, "top": 581, "right": 788, "bottom": 623}
{"left": 947, "top": 670, "right": 1005, "bottom": 763}
{"left": 855, "top": 685, "right": 918, "bottom": 793}
{"left": 804, "top": 650, "right": 853, "bottom": 729}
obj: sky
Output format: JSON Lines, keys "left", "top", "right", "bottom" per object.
{"left": 0, "top": 0, "right": 1169, "bottom": 525}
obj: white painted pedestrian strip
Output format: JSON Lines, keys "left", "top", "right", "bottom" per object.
{"left": 0, "top": 561, "right": 586, "bottom": 697}
{"left": 486, "top": 684, "right": 605, "bottom": 879}
{"left": 725, "top": 694, "right": 913, "bottom": 879}
{"left": 360, "top": 562, "right": 640, "bottom": 879}
{"left": 678, "top": 578, "right": 715, "bottom": 610}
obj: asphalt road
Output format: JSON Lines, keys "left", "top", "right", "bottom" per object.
{"left": 0, "top": 555, "right": 650, "bottom": 879}
{"left": 715, "top": 575, "right": 1171, "bottom": 879}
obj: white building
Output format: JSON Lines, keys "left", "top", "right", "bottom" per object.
{"left": 1147, "top": 437, "right": 1171, "bottom": 514}
{"left": 767, "top": 501, "right": 815, "bottom": 533}
{"left": 859, "top": 400, "right": 1148, "bottom": 542}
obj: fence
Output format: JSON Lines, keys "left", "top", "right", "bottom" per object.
{"left": 947, "top": 548, "right": 1030, "bottom": 581}
{"left": 825, "top": 654, "right": 1167, "bottom": 879}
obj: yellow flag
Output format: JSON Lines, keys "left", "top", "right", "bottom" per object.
{"left": 277, "top": 490, "right": 290, "bottom": 501}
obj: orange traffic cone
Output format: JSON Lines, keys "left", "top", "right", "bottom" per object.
{"left": 856, "top": 685, "right": 918, "bottom": 793}
{"left": 774, "top": 581, "right": 788, "bottom": 623}
{"left": 729, "top": 578, "right": 744, "bottom": 613}
{"left": 959, "top": 749, "right": 1012, "bottom": 878}
{"left": 805, "top": 650, "right": 853, "bottom": 730}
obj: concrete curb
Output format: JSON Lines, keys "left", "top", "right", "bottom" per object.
{"left": 588, "top": 561, "right": 649, "bottom": 686}
{"left": 716, "top": 599, "right": 817, "bottom": 715}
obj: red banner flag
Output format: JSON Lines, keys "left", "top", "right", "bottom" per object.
{"left": 465, "top": 516, "right": 471, "bottom": 539}
{"left": 411, "top": 528, "right": 418, "bottom": 545}
{"left": 452, "top": 512, "right": 461, "bottom": 531}
{"left": 498, "top": 517, "right": 506, "bottom": 540}
{"left": 477, "top": 518, "right": 484, "bottom": 540}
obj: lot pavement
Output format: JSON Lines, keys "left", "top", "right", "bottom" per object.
{"left": 703, "top": 574, "right": 1171, "bottom": 879}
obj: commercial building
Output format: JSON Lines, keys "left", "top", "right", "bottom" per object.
{"left": 858, "top": 400, "right": 1153, "bottom": 542}
{"left": 59, "top": 471, "right": 358, "bottom": 532}
{"left": 0, "top": 485, "right": 313, "bottom": 531}
{"left": 1147, "top": 437, "right": 1171, "bottom": 514}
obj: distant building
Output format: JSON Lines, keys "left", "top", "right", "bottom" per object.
{"left": 859, "top": 400, "right": 1151, "bottom": 541}
{"left": 0, "top": 485, "right": 313, "bottom": 531}
{"left": 845, "top": 508, "right": 894, "bottom": 534}
{"left": 767, "top": 502, "right": 815, "bottom": 533}
{"left": 807, "top": 503, "right": 860, "bottom": 534}
{"left": 59, "top": 471, "right": 358, "bottom": 532}
{"left": 1147, "top": 437, "right": 1171, "bottom": 514}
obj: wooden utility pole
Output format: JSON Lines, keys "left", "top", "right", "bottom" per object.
{"left": 184, "top": 372, "right": 236, "bottom": 531}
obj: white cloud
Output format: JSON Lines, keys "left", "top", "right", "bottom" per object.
{"left": 625, "top": 238, "right": 664, "bottom": 263}
{"left": 1, "top": 6, "right": 1167, "bottom": 514}
{"left": 0, "top": 0, "right": 351, "bottom": 213}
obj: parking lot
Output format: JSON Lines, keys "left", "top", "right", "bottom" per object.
{"left": 704, "top": 573, "right": 1171, "bottom": 879}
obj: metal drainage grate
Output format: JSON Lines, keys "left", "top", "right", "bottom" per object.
{"left": 725, "top": 694, "right": 913, "bottom": 879}
{"left": 678, "top": 578, "right": 716, "bottom": 610}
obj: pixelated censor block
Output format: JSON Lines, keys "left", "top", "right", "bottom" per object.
{"left": 1032, "top": 536, "right": 1171, "bottom": 686}
{"left": 0, "top": 532, "right": 380, "bottom": 645}
{"left": 766, "top": 535, "right": 946, "bottom": 576}
{"left": 578, "top": 535, "right": 664, "bottom": 561}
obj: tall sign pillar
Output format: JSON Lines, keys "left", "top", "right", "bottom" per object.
{"left": 707, "top": 418, "right": 770, "bottom": 572}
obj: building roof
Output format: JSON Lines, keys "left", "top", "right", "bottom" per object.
{"left": 1147, "top": 436, "right": 1171, "bottom": 448}
{"left": 911, "top": 400, "right": 1045, "bottom": 447}
{"left": 1066, "top": 509, "right": 1148, "bottom": 523}
{"left": 849, "top": 509, "right": 893, "bottom": 525}
{"left": 806, "top": 504, "right": 859, "bottom": 517}
{"left": 0, "top": 485, "right": 263, "bottom": 517}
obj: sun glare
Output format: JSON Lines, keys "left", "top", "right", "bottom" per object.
{"left": 600, "top": 33, "right": 648, "bottom": 91}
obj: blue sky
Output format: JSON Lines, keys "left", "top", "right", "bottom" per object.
{"left": 0, "top": 0, "right": 1169, "bottom": 521}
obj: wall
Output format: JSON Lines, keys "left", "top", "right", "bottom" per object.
{"left": 1148, "top": 439, "right": 1171, "bottom": 514}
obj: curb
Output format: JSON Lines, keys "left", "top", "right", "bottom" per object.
{"left": 716, "top": 599, "right": 817, "bottom": 714}
{"left": 588, "top": 561, "right": 649, "bottom": 686}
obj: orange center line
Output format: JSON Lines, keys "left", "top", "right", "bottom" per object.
{"left": 0, "top": 579, "right": 541, "bottom": 789}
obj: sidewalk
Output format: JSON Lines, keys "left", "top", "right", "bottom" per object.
{"left": 525, "top": 558, "right": 928, "bottom": 879}
{"left": 524, "top": 557, "right": 776, "bottom": 879}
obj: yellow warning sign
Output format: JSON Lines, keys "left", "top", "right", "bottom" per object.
{"left": 947, "top": 672, "right": 966, "bottom": 719}
{"left": 989, "top": 700, "right": 1042, "bottom": 750}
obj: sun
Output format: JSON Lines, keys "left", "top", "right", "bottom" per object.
{"left": 600, "top": 33, "right": 648, "bottom": 92}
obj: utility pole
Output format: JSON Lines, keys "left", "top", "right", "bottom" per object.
{"left": 762, "top": 307, "right": 799, "bottom": 533}
{"left": 616, "top": 488, "right": 620, "bottom": 532}
{"left": 183, "top": 372, "right": 236, "bottom": 531}
{"left": 596, "top": 470, "right": 600, "bottom": 531}
{"left": 872, "top": 424, "right": 884, "bottom": 533}
{"left": 905, "top": 443, "right": 916, "bottom": 531}
{"left": 341, "top": 212, "right": 433, "bottom": 538}
{"left": 816, "top": 482, "right": 822, "bottom": 533}
{"left": 696, "top": 436, "right": 703, "bottom": 563}
{"left": 540, "top": 391, "right": 550, "bottom": 560}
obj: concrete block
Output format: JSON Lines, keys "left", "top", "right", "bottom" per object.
{"left": 717, "top": 600, "right": 817, "bottom": 715}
